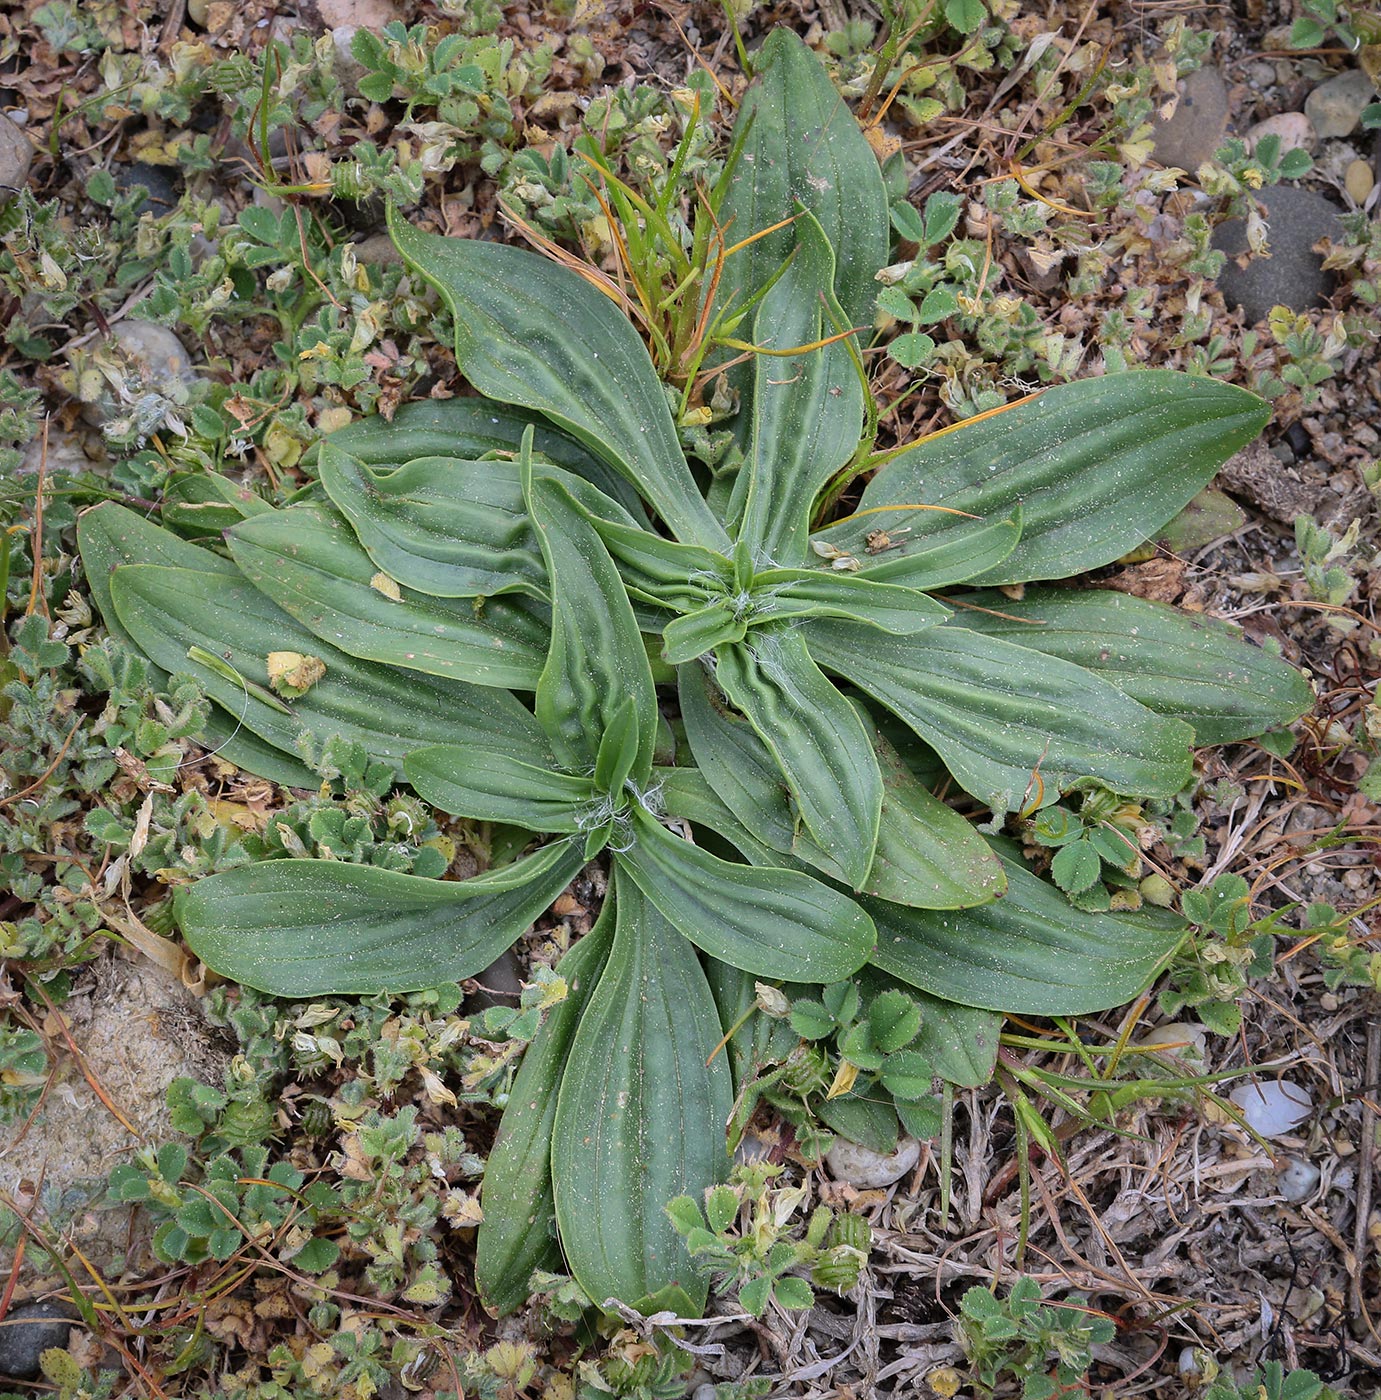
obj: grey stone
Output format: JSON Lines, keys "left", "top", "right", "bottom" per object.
{"left": 469, "top": 947, "right": 522, "bottom": 1008}
{"left": 353, "top": 231, "right": 404, "bottom": 267}
{"left": 0, "top": 116, "right": 32, "bottom": 194}
{"left": 0, "top": 1302, "right": 76, "bottom": 1381}
{"left": 1277, "top": 1156, "right": 1321, "bottom": 1203}
{"left": 332, "top": 26, "right": 370, "bottom": 95}
{"left": 1212, "top": 185, "right": 1344, "bottom": 323}
{"left": 1151, "top": 67, "right": 1230, "bottom": 172}
{"left": 824, "top": 1135, "right": 920, "bottom": 1189}
{"left": 114, "top": 161, "right": 179, "bottom": 216}
{"left": 112, "top": 320, "right": 196, "bottom": 384}
{"left": 1304, "top": 68, "right": 1376, "bottom": 139}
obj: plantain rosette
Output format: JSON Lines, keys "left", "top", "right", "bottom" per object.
{"left": 75, "top": 29, "right": 1313, "bottom": 1319}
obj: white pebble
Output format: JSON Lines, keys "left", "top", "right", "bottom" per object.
{"left": 1136, "top": 1022, "right": 1208, "bottom": 1062}
{"left": 1277, "top": 1156, "right": 1321, "bottom": 1203}
{"left": 824, "top": 1136, "right": 920, "bottom": 1189}
{"left": 1230, "top": 1080, "right": 1313, "bottom": 1137}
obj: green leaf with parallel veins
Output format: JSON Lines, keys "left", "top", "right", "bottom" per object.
{"left": 862, "top": 715, "right": 1006, "bottom": 909}
{"left": 750, "top": 567, "right": 950, "bottom": 634}
{"left": 716, "top": 29, "right": 888, "bottom": 332}
{"left": 404, "top": 745, "right": 593, "bottom": 832}
{"left": 654, "top": 762, "right": 785, "bottom": 871}
{"left": 318, "top": 446, "right": 636, "bottom": 601}
{"left": 527, "top": 469, "right": 657, "bottom": 782}
{"left": 678, "top": 667, "right": 1001, "bottom": 908}
{"left": 809, "top": 504, "right": 1022, "bottom": 590}
{"left": 579, "top": 509, "right": 731, "bottom": 613}
{"left": 713, "top": 626, "right": 882, "bottom": 888}
{"left": 853, "top": 372, "right": 1271, "bottom": 585}
{"left": 552, "top": 871, "right": 731, "bottom": 1314}
{"left": 228, "top": 502, "right": 548, "bottom": 689}
{"left": 738, "top": 210, "right": 865, "bottom": 567}
{"left": 318, "top": 445, "right": 545, "bottom": 598}
{"left": 907, "top": 990, "right": 1000, "bottom": 1087}
{"left": 593, "top": 696, "right": 642, "bottom": 795}
{"left": 175, "top": 840, "right": 585, "bottom": 996}
{"left": 618, "top": 808, "right": 874, "bottom": 982}
{"left": 323, "top": 395, "right": 646, "bottom": 519}
{"left": 161, "top": 470, "right": 274, "bottom": 539}
{"left": 109, "top": 564, "right": 548, "bottom": 776}
{"left": 476, "top": 906, "right": 613, "bottom": 1315}
{"left": 945, "top": 587, "right": 1315, "bottom": 744}
{"left": 663, "top": 604, "right": 747, "bottom": 665}
{"left": 867, "top": 848, "right": 1187, "bottom": 1014}
{"left": 388, "top": 209, "right": 727, "bottom": 551}
{"left": 808, "top": 620, "right": 1194, "bottom": 815}
{"left": 76, "top": 503, "right": 317, "bottom": 789}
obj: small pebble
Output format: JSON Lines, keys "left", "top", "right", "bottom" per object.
{"left": 112, "top": 321, "right": 196, "bottom": 384}
{"left": 1136, "top": 1022, "right": 1208, "bottom": 1063}
{"left": 1246, "top": 112, "right": 1316, "bottom": 156}
{"left": 733, "top": 1132, "right": 774, "bottom": 1166}
{"left": 824, "top": 1136, "right": 920, "bottom": 1189}
{"left": 1345, "top": 158, "right": 1374, "bottom": 205}
{"left": 0, "top": 1302, "right": 76, "bottom": 1381}
{"left": 1304, "top": 68, "right": 1377, "bottom": 140}
{"left": 0, "top": 115, "right": 33, "bottom": 195}
{"left": 690, "top": 1385, "right": 716, "bottom": 1400}
{"left": 1230, "top": 1080, "right": 1313, "bottom": 1137}
{"left": 1178, "top": 1344, "right": 1202, "bottom": 1375}
{"left": 1277, "top": 1155, "right": 1321, "bottom": 1203}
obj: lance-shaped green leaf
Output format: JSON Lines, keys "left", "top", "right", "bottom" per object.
{"left": 678, "top": 666, "right": 1003, "bottom": 908}
{"left": 738, "top": 210, "right": 865, "bottom": 567}
{"left": 109, "top": 564, "right": 549, "bottom": 775}
{"left": 810, "top": 504, "right": 1023, "bottom": 590}
{"left": 654, "top": 763, "right": 784, "bottom": 869}
{"left": 750, "top": 568, "right": 949, "bottom": 633}
{"left": 77, "top": 503, "right": 315, "bottom": 789}
{"left": 580, "top": 510, "right": 732, "bottom": 613}
{"left": 405, "top": 745, "right": 594, "bottom": 832}
{"left": 713, "top": 626, "right": 881, "bottom": 888}
{"left": 663, "top": 604, "right": 747, "bottom": 665}
{"left": 388, "top": 209, "right": 727, "bottom": 551}
{"left": 527, "top": 467, "right": 657, "bottom": 782}
{"left": 867, "top": 848, "right": 1187, "bottom": 1015}
{"left": 324, "top": 395, "right": 646, "bottom": 518}
{"left": 161, "top": 469, "right": 274, "bottom": 539}
{"left": 228, "top": 503, "right": 548, "bottom": 689}
{"left": 318, "top": 446, "right": 635, "bottom": 600}
{"left": 945, "top": 587, "right": 1315, "bottom": 744}
{"left": 853, "top": 373, "right": 1270, "bottom": 585}
{"left": 476, "top": 907, "right": 614, "bottom": 1315}
{"left": 316, "top": 444, "right": 545, "bottom": 598}
{"left": 618, "top": 807, "right": 874, "bottom": 981}
{"left": 863, "top": 715, "right": 1006, "bottom": 909}
{"left": 175, "top": 839, "right": 585, "bottom": 996}
{"left": 552, "top": 873, "right": 731, "bottom": 1315}
{"left": 593, "top": 696, "right": 642, "bottom": 796}
{"left": 715, "top": 28, "right": 888, "bottom": 331}
{"left": 808, "top": 620, "right": 1195, "bottom": 815}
